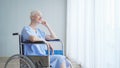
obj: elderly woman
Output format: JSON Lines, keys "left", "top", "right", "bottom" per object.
{"left": 21, "top": 10, "right": 71, "bottom": 68}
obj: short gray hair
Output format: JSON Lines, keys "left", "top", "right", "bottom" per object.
{"left": 30, "top": 10, "right": 42, "bottom": 16}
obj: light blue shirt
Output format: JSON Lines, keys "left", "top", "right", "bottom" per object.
{"left": 21, "top": 26, "right": 47, "bottom": 56}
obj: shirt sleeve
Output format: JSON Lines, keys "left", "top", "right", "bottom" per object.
{"left": 21, "top": 26, "right": 36, "bottom": 41}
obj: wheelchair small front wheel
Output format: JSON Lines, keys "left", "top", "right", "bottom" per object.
{"left": 4, "top": 54, "right": 35, "bottom": 68}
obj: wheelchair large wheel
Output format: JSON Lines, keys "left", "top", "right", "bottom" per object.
{"left": 4, "top": 54, "right": 35, "bottom": 68}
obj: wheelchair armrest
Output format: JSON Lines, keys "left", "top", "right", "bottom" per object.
{"left": 22, "top": 39, "right": 61, "bottom": 44}
{"left": 46, "top": 39, "right": 60, "bottom": 41}
{"left": 22, "top": 40, "right": 45, "bottom": 44}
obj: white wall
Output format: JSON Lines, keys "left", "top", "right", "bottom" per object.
{"left": 0, "top": 0, "right": 66, "bottom": 57}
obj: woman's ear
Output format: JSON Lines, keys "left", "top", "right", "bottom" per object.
{"left": 30, "top": 16, "right": 34, "bottom": 20}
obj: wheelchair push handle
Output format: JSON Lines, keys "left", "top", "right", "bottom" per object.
{"left": 13, "top": 33, "right": 19, "bottom": 36}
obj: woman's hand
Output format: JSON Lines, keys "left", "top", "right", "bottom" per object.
{"left": 49, "top": 43, "right": 54, "bottom": 55}
{"left": 46, "top": 42, "right": 54, "bottom": 55}
{"left": 41, "top": 20, "right": 49, "bottom": 27}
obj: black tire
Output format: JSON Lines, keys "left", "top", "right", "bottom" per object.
{"left": 4, "top": 54, "right": 35, "bottom": 68}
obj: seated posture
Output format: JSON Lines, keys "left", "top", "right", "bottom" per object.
{"left": 21, "top": 10, "right": 70, "bottom": 68}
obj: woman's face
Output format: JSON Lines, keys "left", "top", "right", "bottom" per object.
{"left": 32, "top": 13, "right": 42, "bottom": 23}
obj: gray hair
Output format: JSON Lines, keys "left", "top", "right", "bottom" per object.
{"left": 30, "top": 10, "right": 42, "bottom": 16}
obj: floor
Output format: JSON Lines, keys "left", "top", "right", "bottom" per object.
{"left": 0, "top": 57, "right": 81, "bottom": 68}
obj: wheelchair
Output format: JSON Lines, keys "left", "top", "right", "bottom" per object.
{"left": 4, "top": 33, "right": 72, "bottom": 68}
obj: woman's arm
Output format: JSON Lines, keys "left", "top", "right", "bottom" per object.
{"left": 41, "top": 20, "right": 57, "bottom": 40}
{"left": 29, "top": 35, "right": 54, "bottom": 55}
{"left": 29, "top": 35, "right": 43, "bottom": 42}
{"left": 29, "top": 36, "right": 54, "bottom": 55}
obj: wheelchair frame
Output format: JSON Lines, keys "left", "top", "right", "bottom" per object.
{"left": 4, "top": 33, "right": 66, "bottom": 68}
